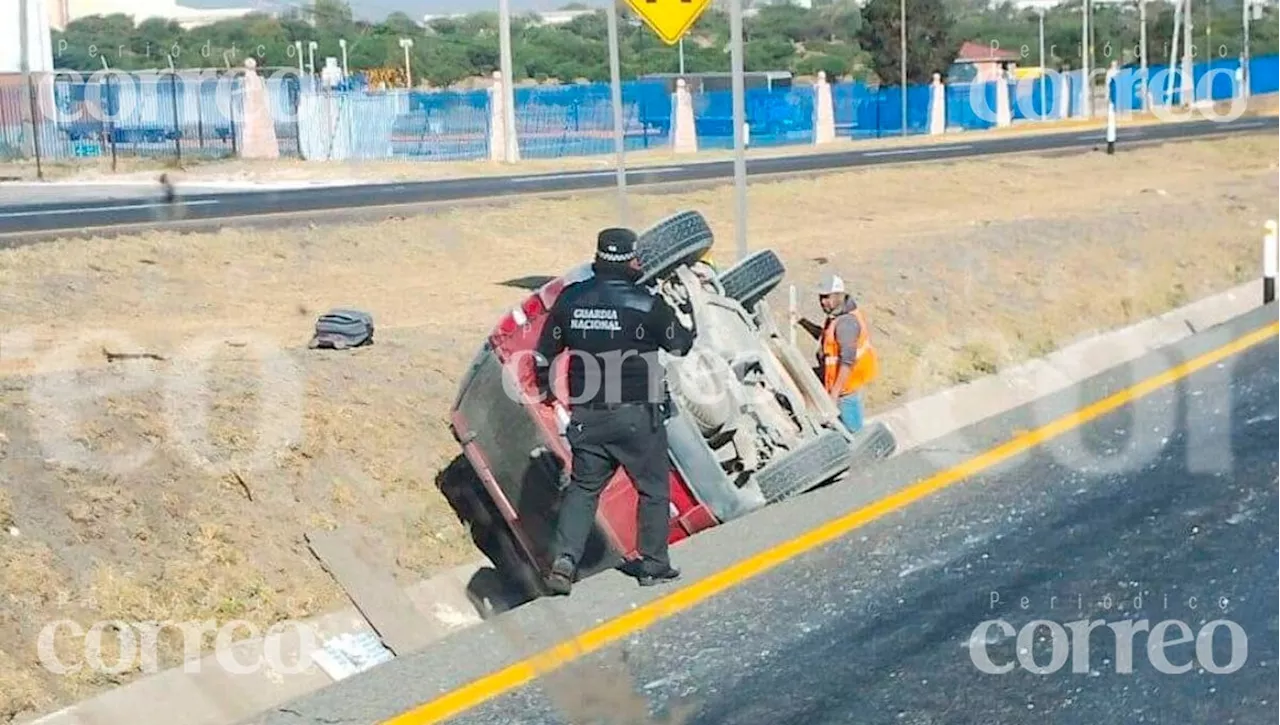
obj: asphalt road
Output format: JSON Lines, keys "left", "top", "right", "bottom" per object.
{"left": 1, "top": 115, "right": 1275, "bottom": 238}
{"left": 434, "top": 310, "right": 1279, "bottom": 724}
{"left": 240, "top": 311, "right": 1278, "bottom": 725}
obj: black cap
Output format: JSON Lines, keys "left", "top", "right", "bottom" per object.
{"left": 596, "top": 227, "right": 638, "bottom": 263}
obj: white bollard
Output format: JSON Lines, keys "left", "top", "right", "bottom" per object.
{"left": 1106, "top": 62, "right": 1118, "bottom": 155}
{"left": 1265, "top": 220, "right": 1278, "bottom": 305}
{"left": 1106, "top": 99, "right": 1117, "bottom": 155}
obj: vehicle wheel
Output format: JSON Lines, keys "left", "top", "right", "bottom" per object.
{"left": 753, "top": 428, "right": 854, "bottom": 503}
{"left": 437, "top": 456, "right": 547, "bottom": 603}
{"left": 635, "top": 210, "right": 716, "bottom": 285}
{"left": 477, "top": 495, "right": 549, "bottom": 604}
{"left": 849, "top": 420, "right": 897, "bottom": 462}
{"left": 666, "top": 350, "right": 737, "bottom": 435}
{"left": 719, "top": 249, "right": 786, "bottom": 310}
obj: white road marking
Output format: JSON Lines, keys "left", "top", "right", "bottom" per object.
{"left": 1075, "top": 129, "right": 1148, "bottom": 140}
{"left": 510, "top": 166, "right": 684, "bottom": 184}
{"left": 510, "top": 171, "right": 614, "bottom": 183}
{"left": 862, "top": 144, "right": 974, "bottom": 157}
{"left": 0, "top": 199, "right": 220, "bottom": 218}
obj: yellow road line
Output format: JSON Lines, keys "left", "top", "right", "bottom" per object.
{"left": 382, "top": 319, "right": 1280, "bottom": 725}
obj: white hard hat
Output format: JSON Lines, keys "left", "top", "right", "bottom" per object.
{"left": 815, "top": 273, "right": 846, "bottom": 295}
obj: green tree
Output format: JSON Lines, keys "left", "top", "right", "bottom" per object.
{"left": 858, "top": 0, "right": 957, "bottom": 84}
{"left": 45, "top": 0, "right": 1275, "bottom": 87}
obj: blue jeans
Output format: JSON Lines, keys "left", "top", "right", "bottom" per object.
{"left": 837, "top": 392, "right": 864, "bottom": 433}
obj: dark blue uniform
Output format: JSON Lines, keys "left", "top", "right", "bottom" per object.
{"left": 534, "top": 228, "right": 695, "bottom": 594}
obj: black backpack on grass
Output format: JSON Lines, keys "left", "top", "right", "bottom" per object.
{"left": 309, "top": 308, "right": 374, "bottom": 350}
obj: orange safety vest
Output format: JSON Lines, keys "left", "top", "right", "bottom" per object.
{"left": 820, "top": 306, "right": 877, "bottom": 396}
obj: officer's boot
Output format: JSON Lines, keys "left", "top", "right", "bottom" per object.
{"left": 637, "top": 558, "right": 681, "bottom": 587}
{"left": 545, "top": 555, "right": 575, "bottom": 596}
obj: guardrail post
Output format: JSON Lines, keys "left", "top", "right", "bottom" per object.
{"left": 1264, "top": 220, "right": 1277, "bottom": 305}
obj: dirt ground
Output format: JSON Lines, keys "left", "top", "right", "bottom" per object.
{"left": 1, "top": 94, "right": 1272, "bottom": 185}
{"left": 0, "top": 131, "right": 1276, "bottom": 721}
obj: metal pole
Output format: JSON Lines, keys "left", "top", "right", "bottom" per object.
{"left": 606, "top": 2, "right": 627, "bottom": 227}
{"left": 899, "top": 0, "right": 908, "bottom": 135}
{"left": 18, "top": 0, "right": 43, "bottom": 180}
{"left": 498, "top": 0, "right": 520, "bottom": 163}
{"left": 1182, "top": 0, "right": 1194, "bottom": 106}
{"left": 1242, "top": 0, "right": 1251, "bottom": 96}
{"left": 1168, "top": 0, "right": 1182, "bottom": 103}
{"left": 679, "top": 38, "right": 685, "bottom": 76}
{"left": 1139, "top": 0, "right": 1148, "bottom": 110}
{"left": 1081, "top": 0, "right": 1091, "bottom": 117}
{"left": 170, "top": 70, "right": 182, "bottom": 164}
{"left": 1204, "top": 0, "right": 1210, "bottom": 71}
{"left": 1038, "top": 10, "right": 1046, "bottom": 119}
{"left": 729, "top": 0, "right": 748, "bottom": 260}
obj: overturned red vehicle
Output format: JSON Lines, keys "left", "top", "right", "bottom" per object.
{"left": 440, "top": 211, "right": 895, "bottom": 602}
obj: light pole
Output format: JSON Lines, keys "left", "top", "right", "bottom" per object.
{"left": 1037, "top": 7, "right": 1046, "bottom": 118}
{"left": 1139, "top": 0, "right": 1148, "bottom": 110}
{"left": 1242, "top": 0, "right": 1251, "bottom": 96}
{"left": 294, "top": 40, "right": 304, "bottom": 80}
{"left": 338, "top": 38, "right": 348, "bottom": 81}
{"left": 900, "top": 0, "right": 908, "bottom": 135}
{"left": 497, "top": 0, "right": 519, "bottom": 162}
{"left": 1081, "top": 0, "right": 1091, "bottom": 117}
{"left": 730, "top": 0, "right": 748, "bottom": 260}
{"left": 1168, "top": 0, "right": 1182, "bottom": 104}
{"left": 1181, "top": 0, "right": 1193, "bottom": 105}
{"left": 606, "top": 1, "right": 627, "bottom": 225}
{"left": 399, "top": 37, "right": 414, "bottom": 89}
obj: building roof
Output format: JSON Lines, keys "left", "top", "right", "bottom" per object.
{"left": 953, "top": 41, "right": 1021, "bottom": 63}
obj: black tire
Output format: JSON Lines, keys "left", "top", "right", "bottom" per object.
{"left": 635, "top": 210, "right": 716, "bottom": 285}
{"left": 753, "top": 428, "right": 854, "bottom": 503}
{"left": 849, "top": 420, "right": 897, "bottom": 462}
{"left": 483, "top": 503, "right": 549, "bottom": 604}
{"left": 720, "top": 249, "right": 786, "bottom": 310}
{"left": 436, "top": 456, "right": 547, "bottom": 603}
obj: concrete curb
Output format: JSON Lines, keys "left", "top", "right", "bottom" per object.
{"left": 23, "top": 560, "right": 494, "bottom": 725}
{"left": 873, "top": 280, "right": 1263, "bottom": 452}
{"left": 18, "top": 279, "right": 1267, "bottom": 725}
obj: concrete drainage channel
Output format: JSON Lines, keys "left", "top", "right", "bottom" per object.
{"left": 24, "top": 277, "right": 1271, "bottom": 725}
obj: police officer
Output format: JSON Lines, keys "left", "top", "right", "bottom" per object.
{"left": 534, "top": 227, "right": 696, "bottom": 596}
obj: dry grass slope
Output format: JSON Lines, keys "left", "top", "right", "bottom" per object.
{"left": 0, "top": 132, "right": 1276, "bottom": 722}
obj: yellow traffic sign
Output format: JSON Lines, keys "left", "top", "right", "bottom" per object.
{"left": 625, "top": 0, "right": 712, "bottom": 46}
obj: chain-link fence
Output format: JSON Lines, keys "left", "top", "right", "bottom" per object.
{"left": 3, "top": 54, "right": 1276, "bottom": 170}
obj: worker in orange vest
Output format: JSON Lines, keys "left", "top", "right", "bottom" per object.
{"left": 797, "top": 273, "right": 878, "bottom": 432}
